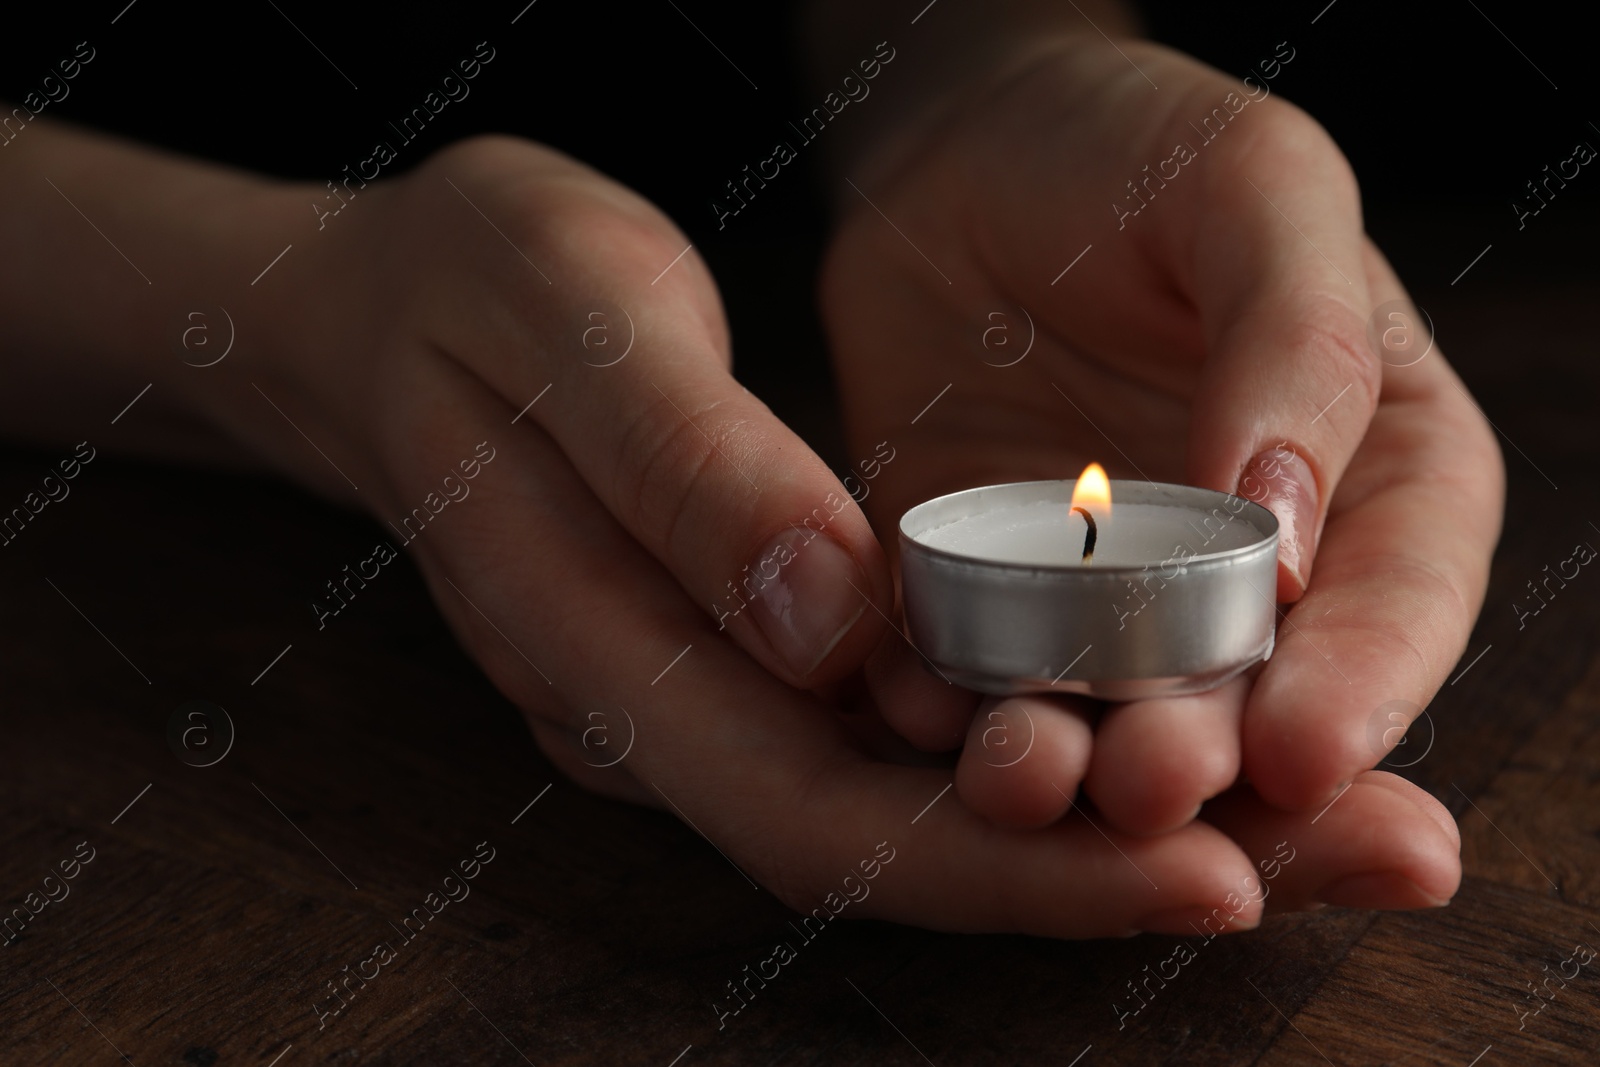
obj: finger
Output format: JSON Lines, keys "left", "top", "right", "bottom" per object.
{"left": 421, "top": 139, "right": 893, "bottom": 687}
{"left": 864, "top": 629, "right": 980, "bottom": 752}
{"left": 1241, "top": 240, "right": 1502, "bottom": 811}
{"left": 377, "top": 351, "right": 867, "bottom": 834}
{"left": 1084, "top": 675, "right": 1247, "bottom": 836}
{"left": 1179, "top": 101, "right": 1378, "bottom": 601}
{"left": 1357, "top": 769, "right": 1460, "bottom": 849}
{"left": 864, "top": 769, "right": 1265, "bottom": 938}
{"left": 1201, "top": 772, "right": 1461, "bottom": 911}
{"left": 872, "top": 60, "right": 1377, "bottom": 602}
{"left": 529, "top": 720, "right": 661, "bottom": 809}
{"left": 954, "top": 695, "right": 1095, "bottom": 828}
{"left": 398, "top": 347, "right": 1264, "bottom": 940}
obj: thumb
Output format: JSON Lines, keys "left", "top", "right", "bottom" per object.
{"left": 1183, "top": 109, "right": 1376, "bottom": 602}
{"left": 616, "top": 348, "right": 897, "bottom": 686}
{"left": 432, "top": 153, "right": 893, "bottom": 685}
{"left": 563, "top": 302, "right": 895, "bottom": 686}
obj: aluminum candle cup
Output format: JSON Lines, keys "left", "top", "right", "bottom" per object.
{"left": 898, "top": 478, "right": 1280, "bottom": 700}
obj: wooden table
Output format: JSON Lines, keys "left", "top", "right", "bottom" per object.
{"left": 2, "top": 213, "right": 1597, "bottom": 1066}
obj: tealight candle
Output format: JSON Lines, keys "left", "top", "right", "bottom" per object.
{"left": 899, "top": 465, "right": 1280, "bottom": 700}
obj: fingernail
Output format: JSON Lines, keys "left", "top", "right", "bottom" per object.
{"left": 1312, "top": 872, "right": 1450, "bottom": 910}
{"left": 1135, "top": 905, "right": 1259, "bottom": 936}
{"left": 1237, "top": 445, "right": 1319, "bottom": 599}
{"left": 746, "top": 528, "right": 869, "bottom": 679}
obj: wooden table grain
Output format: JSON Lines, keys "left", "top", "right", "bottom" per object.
{"left": 2, "top": 226, "right": 1598, "bottom": 1067}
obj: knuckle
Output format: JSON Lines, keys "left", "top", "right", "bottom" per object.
{"left": 1358, "top": 552, "right": 1473, "bottom": 668}
{"left": 754, "top": 754, "right": 864, "bottom": 915}
{"left": 1287, "top": 295, "right": 1384, "bottom": 414}
{"left": 530, "top": 720, "right": 638, "bottom": 800}
{"left": 756, "top": 857, "right": 811, "bottom": 916}
{"left": 757, "top": 828, "right": 819, "bottom": 915}
{"left": 611, "top": 397, "right": 753, "bottom": 560}
{"left": 429, "top": 132, "right": 547, "bottom": 171}
{"left": 470, "top": 628, "right": 560, "bottom": 716}
{"left": 537, "top": 184, "right": 683, "bottom": 268}
{"left": 1249, "top": 99, "right": 1358, "bottom": 184}
{"left": 425, "top": 141, "right": 687, "bottom": 283}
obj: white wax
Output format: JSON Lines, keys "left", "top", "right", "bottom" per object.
{"left": 914, "top": 501, "right": 1262, "bottom": 567}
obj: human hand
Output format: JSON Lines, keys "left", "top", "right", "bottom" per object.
{"left": 819, "top": 37, "right": 1502, "bottom": 912}
{"left": 207, "top": 132, "right": 905, "bottom": 749}
{"left": 159, "top": 131, "right": 1433, "bottom": 939}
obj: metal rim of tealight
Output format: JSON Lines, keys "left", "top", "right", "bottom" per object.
{"left": 898, "top": 479, "right": 1281, "bottom": 700}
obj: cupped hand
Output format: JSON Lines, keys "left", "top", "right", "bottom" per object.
{"left": 819, "top": 37, "right": 1501, "bottom": 907}
{"left": 186, "top": 132, "right": 1461, "bottom": 936}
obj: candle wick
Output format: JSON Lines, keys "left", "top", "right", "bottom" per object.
{"left": 1071, "top": 506, "right": 1097, "bottom": 564}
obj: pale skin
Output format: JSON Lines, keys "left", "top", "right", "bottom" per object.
{"left": 0, "top": 9, "right": 1499, "bottom": 937}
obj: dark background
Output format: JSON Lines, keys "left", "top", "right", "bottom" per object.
{"left": 4, "top": 0, "right": 1594, "bottom": 455}
{"left": 6, "top": 0, "right": 1597, "bottom": 219}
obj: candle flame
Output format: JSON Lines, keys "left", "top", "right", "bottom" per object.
{"left": 1070, "top": 462, "right": 1112, "bottom": 520}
